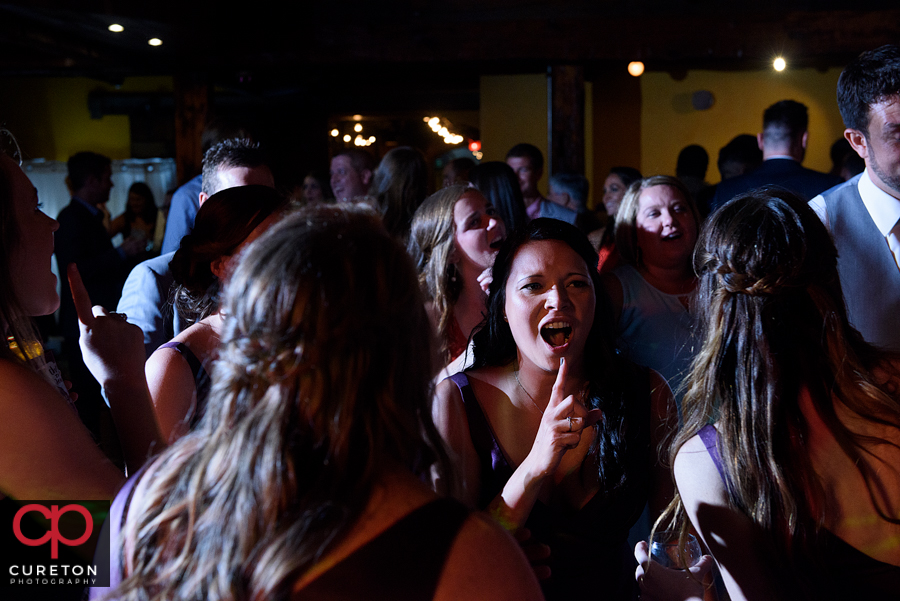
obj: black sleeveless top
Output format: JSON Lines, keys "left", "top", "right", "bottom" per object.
{"left": 94, "top": 474, "right": 469, "bottom": 601}
{"left": 447, "top": 371, "right": 649, "bottom": 601}
{"left": 294, "top": 499, "right": 469, "bottom": 600}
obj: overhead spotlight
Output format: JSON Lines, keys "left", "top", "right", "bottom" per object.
{"left": 330, "top": 129, "right": 339, "bottom": 137}
{"left": 368, "top": 136, "right": 376, "bottom": 143}
{"left": 354, "top": 123, "right": 363, "bottom": 132}
{"left": 343, "top": 134, "right": 351, "bottom": 142}
{"left": 627, "top": 61, "right": 645, "bottom": 77}
{"left": 148, "top": 38, "right": 163, "bottom": 47}
{"left": 352, "top": 114, "right": 362, "bottom": 121}
{"left": 773, "top": 57, "right": 786, "bottom": 71}
{"left": 423, "top": 116, "right": 431, "bottom": 122}
{"left": 108, "top": 24, "right": 124, "bottom": 33}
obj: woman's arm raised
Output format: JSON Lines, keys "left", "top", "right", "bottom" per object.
{"left": 69, "top": 265, "right": 165, "bottom": 473}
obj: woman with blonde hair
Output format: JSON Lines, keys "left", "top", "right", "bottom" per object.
{"left": 640, "top": 189, "right": 900, "bottom": 600}
{"left": 99, "top": 205, "right": 541, "bottom": 601}
{"left": 603, "top": 175, "right": 701, "bottom": 399}
{"left": 408, "top": 185, "right": 505, "bottom": 369}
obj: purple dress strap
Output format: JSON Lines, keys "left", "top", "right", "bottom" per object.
{"left": 89, "top": 465, "right": 148, "bottom": 599}
{"left": 698, "top": 424, "right": 728, "bottom": 486}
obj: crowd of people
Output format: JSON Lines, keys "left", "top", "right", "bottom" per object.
{"left": 2, "top": 45, "right": 900, "bottom": 601}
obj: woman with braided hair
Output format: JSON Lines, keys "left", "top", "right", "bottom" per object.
{"left": 636, "top": 188, "right": 900, "bottom": 601}
{"left": 95, "top": 205, "right": 542, "bottom": 601}
{"left": 145, "top": 185, "right": 284, "bottom": 441}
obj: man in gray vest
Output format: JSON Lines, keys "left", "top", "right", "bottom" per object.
{"left": 810, "top": 44, "right": 900, "bottom": 351}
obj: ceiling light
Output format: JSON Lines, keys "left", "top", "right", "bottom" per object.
{"left": 108, "top": 24, "right": 124, "bottom": 33}
{"left": 343, "top": 134, "right": 351, "bottom": 142}
{"left": 354, "top": 123, "right": 363, "bottom": 132}
{"left": 148, "top": 38, "right": 163, "bottom": 47}
{"left": 773, "top": 57, "right": 786, "bottom": 71}
{"left": 627, "top": 61, "right": 645, "bottom": 77}
{"left": 330, "top": 129, "right": 339, "bottom": 137}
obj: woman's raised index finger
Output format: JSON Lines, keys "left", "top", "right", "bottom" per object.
{"left": 67, "top": 264, "right": 94, "bottom": 327}
{"left": 549, "top": 357, "right": 568, "bottom": 407}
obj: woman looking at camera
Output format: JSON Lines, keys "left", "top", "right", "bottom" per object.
{"left": 434, "top": 218, "right": 671, "bottom": 600}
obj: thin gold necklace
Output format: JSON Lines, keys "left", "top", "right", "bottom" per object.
{"left": 514, "top": 368, "right": 544, "bottom": 415}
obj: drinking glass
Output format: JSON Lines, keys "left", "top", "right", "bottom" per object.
{"left": 649, "top": 532, "right": 703, "bottom": 569}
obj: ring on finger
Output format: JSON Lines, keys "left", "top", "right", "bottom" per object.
{"left": 109, "top": 312, "right": 128, "bottom": 321}
{"left": 567, "top": 416, "right": 573, "bottom": 432}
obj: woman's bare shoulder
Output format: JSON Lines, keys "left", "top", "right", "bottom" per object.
{"left": 435, "top": 511, "right": 544, "bottom": 601}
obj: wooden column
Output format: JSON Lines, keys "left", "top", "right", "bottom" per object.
{"left": 548, "top": 65, "right": 585, "bottom": 176}
{"left": 173, "top": 74, "right": 208, "bottom": 185}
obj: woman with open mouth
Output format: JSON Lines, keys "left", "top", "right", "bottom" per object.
{"left": 433, "top": 218, "right": 672, "bottom": 600}
{"left": 409, "top": 185, "right": 506, "bottom": 375}
{"left": 602, "top": 175, "right": 701, "bottom": 403}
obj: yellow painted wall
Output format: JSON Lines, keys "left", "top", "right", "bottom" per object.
{"left": 640, "top": 67, "right": 845, "bottom": 183}
{"left": 1, "top": 76, "right": 172, "bottom": 161}
{"left": 480, "top": 74, "right": 549, "bottom": 196}
{"left": 479, "top": 74, "right": 595, "bottom": 202}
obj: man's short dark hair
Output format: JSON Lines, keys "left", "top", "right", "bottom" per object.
{"left": 549, "top": 173, "right": 589, "bottom": 208}
{"left": 762, "top": 100, "right": 809, "bottom": 145}
{"left": 506, "top": 143, "right": 544, "bottom": 173}
{"left": 334, "top": 149, "right": 376, "bottom": 175}
{"left": 837, "top": 44, "right": 900, "bottom": 137}
{"left": 202, "top": 138, "right": 268, "bottom": 196}
{"left": 718, "top": 134, "right": 763, "bottom": 179}
{"left": 67, "top": 152, "right": 111, "bottom": 190}
{"left": 676, "top": 145, "right": 709, "bottom": 179}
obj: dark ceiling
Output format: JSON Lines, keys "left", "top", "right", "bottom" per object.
{"left": 2, "top": 1, "right": 897, "bottom": 179}
{"left": 3, "top": 1, "right": 899, "bottom": 85}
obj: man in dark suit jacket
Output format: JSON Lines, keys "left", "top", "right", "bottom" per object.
{"left": 710, "top": 100, "right": 842, "bottom": 212}
{"left": 55, "top": 152, "right": 141, "bottom": 448}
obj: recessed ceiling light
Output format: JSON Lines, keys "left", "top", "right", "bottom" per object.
{"left": 108, "top": 24, "right": 124, "bottom": 33}
{"left": 148, "top": 38, "right": 163, "bottom": 47}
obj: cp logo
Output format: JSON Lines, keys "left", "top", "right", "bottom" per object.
{"left": 13, "top": 504, "right": 93, "bottom": 559}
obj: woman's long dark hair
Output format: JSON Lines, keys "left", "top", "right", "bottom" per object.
{"left": 115, "top": 205, "right": 451, "bottom": 601}
{"left": 472, "top": 217, "right": 646, "bottom": 493}
{"left": 170, "top": 185, "right": 283, "bottom": 324}
{"left": 667, "top": 188, "right": 900, "bottom": 588}
{"left": 469, "top": 161, "right": 528, "bottom": 232}
{"left": 122, "top": 182, "right": 157, "bottom": 238}
{"left": 370, "top": 146, "right": 429, "bottom": 242}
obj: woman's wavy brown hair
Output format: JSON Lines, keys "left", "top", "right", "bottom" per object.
{"left": 114, "top": 205, "right": 450, "bottom": 601}
{"left": 407, "top": 184, "right": 473, "bottom": 363}
{"left": 661, "top": 188, "right": 900, "bottom": 590}
{"left": 169, "top": 185, "right": 283, "bottom": 325}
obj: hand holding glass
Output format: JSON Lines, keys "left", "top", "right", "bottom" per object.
{"left": 649, "top": 532, "right": 703, "bottom": 569}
